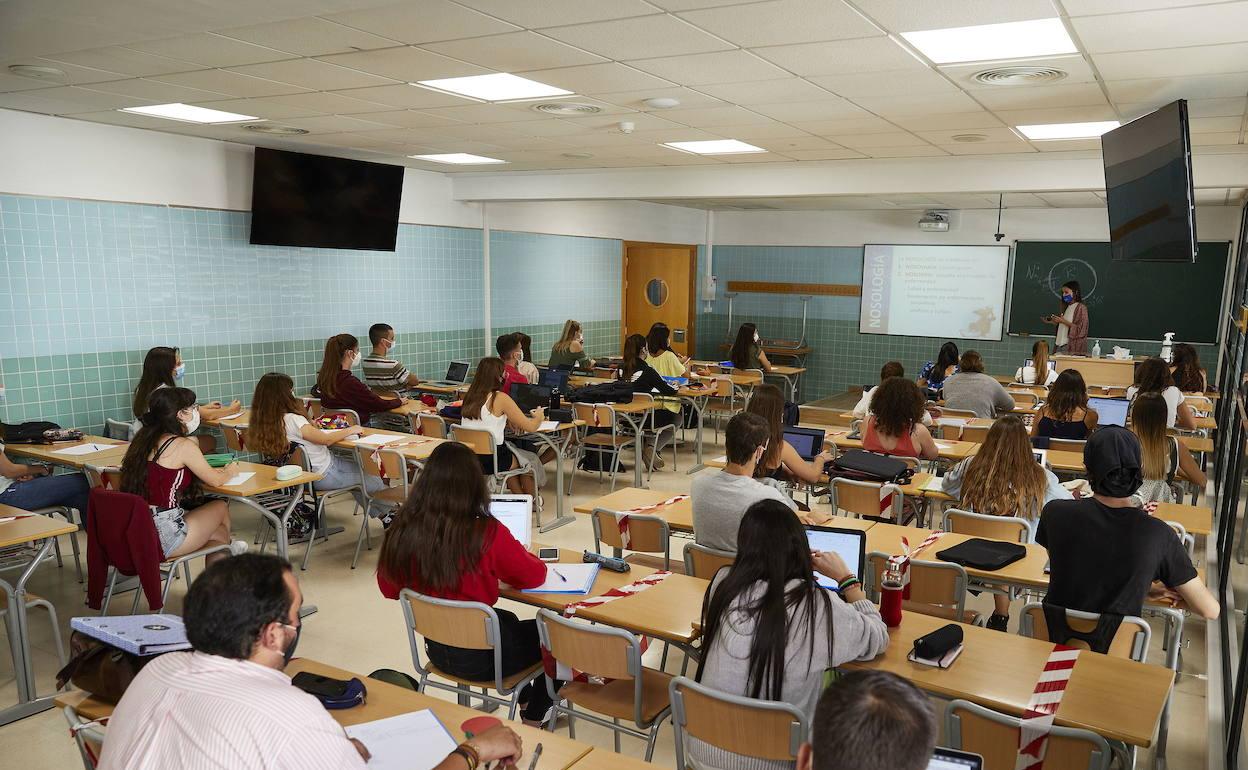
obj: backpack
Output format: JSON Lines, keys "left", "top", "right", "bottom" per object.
{"left": 827, "top": 450, "right": 914, "bottom": 485}
{"left": 565, "top": 381, "right": 634, "bottom": 404}
{"left": 782, "top": 401, "right": 800, "bottom": 426}
{"left": 1, "top": 421, "right": 64, "bottom": 444}
{"left": 258, "top": 443, "right": 319, "bottom": 540}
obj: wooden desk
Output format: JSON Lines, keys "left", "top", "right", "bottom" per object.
{"left": 574, "top": 487, "right": 694, "bottom": 533}
{"left": 203, "top": 462, "right": 321, "bottom": 561}
{"left": 1193, "top": 415, "right": 1215, "bottom": 431}
{"left": 827, "top": 431, "right": 980, "bottom": 462}
{"left": 1179, "top": 435, "right": 1213, "bottom": 453}
{"left": 339, "top": 429, "right": 448, "bottom": 463}
{"left": 842, "top": 612, "right": 1172, "bottom": 747}
{"left": 1052, "top": 355, "right": 1139, "bottom": 388}
{"left": 202, "top": 408, "right": 249, "bottom": 428}
{"left": 869, "top": 529, "right": 1051, "bottom": 590}
{"left": 572, "top": 748, "right": 664, "bottom": 770}
{"left": 6, "top": 435, "right": 128, "bottom": 470}
{"left": 388, "top": 399, "right": 444, "bottom": 416}
{"left": 1153, "top": 501, "right": 1212, "bottom": 537}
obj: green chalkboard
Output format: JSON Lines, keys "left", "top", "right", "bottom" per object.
{"left": 1007, "top": 241, "right": 1229, "bottom": 343}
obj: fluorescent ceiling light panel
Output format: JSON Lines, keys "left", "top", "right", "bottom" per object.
{"left": 663, "top": 139, "right": 766, "bottom": 155}
{"left": 901, "top": 18, "right": 1077, "bottom": 64}
{"left": 409, "top": 153, "right": 507, "bottom": 165}
{"left": 413, "top": 73, "right": 572, "bottom": 102}
{"left": 119, "top": 103, "right": 258, "bottom": 123}
{"left": 1016, "top": 121, "right": 1120, "bottom": 140}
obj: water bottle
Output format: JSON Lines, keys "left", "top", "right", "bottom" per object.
{"left": 1160, "top": 332, "right": 1175, "bottom": 363}
{"left": 1091, "top": 340, "right": 1101, "bottom": 359}
{"left": 880, "top": 561, "right": 904, "bottom": 628}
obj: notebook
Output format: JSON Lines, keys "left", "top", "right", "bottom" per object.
{"left": 520, "top": 563, "right": 599, "bottom": 594}
{"left": 784, "top": 426, "right": 826, "bottom": 461}
{"left": 804, "top": 526, "right": 866, "bottom": 590}
{"left": 927, "top": 748, "right": 984, "bottom": 770}
{"left": 489, "top": 495, "right": 532, "bottom": 548}
{"left": 71, "top": 614, "right": 191, "bottom": 656}
{"left": 1088, "top": 396, "right": 1130, "bottom": 427}
{"left": 344, "top": 710, "right": 457, "bottom": 770}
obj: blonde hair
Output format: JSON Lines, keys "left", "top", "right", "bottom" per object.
{"left": 553, "top": 320, "right": 582, "bottom": 354}
{"left": 1131, "top": 393, "right": 1171, "bottom": 480}
{"left": 959, "top": 416, "right": 1047, "bottom": 519}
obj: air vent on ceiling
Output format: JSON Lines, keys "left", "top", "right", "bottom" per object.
{"left": 560, "top": 152, "right": 595, "bottom": 160}
{"left": 244, "top": 124, "right": 309, "bottom": 135}
{"left": 531, "top": 102, "right": 603, "bottom": 116}
{"left": 951, "top": 133, "right": 988, "bottom": 143}
{"left": 8, "top": 64, "right": 66, "bottom": 81}
{"left": 971, "top": 66, "right": 1068, "bottom": 86}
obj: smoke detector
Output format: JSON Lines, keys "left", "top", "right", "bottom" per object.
{"left": 918, "top": 210, "right": 951, "bottom": 232}
{"left": 530, "top": 102, "right": 603, "bottom": 116}
{"left": 244, "top": 124, "right": 309, "bottom": 135}
{"left": 951, "top": 133, "right": 988, "bottom": 143}
{"left": 7, "top": 64, "right": 66, "bottom": 81}
{"left": 643, "top": 97, "right": 681, "bottom": 109}
{"left": 971, "top": 66, "right": 1068, "bottom": 86}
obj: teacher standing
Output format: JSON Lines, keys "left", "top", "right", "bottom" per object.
{"left": 1045, "top": 280, "right": 1089, "bottom": 355}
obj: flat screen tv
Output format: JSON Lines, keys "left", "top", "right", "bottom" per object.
{"left": 249, "top": 148, "right": 404, "bottom": 251}
{"left": 1101, "top": 99, "right": 1197, "bottom": 262}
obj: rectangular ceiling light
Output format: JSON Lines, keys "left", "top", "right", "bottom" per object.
{"left": 119, "top": 103, "right": 258, "bottom": 124}
{"left": 413, "top": 73, "right": 572, "bottom": 102}
{"left": 1016, "top": 121, "right": 1121, "bottom": 140}
{"left": 410, "top": 153, "right": 507, "bottom": 165}
{"left": 901, "top": 18, "right": 1077, "bottom": 64}
{"left": 663, "top": 139, "right": 766, "bottom": 155}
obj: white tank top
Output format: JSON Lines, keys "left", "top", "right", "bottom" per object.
{"left": 462, "top": 395, "right": 507, "bottom": 446}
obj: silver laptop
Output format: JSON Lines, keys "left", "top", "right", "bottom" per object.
{"left": 489, "top": 495, "right": 533, "bottom": 548}
{"left": 427, "top": 360, "right": 470, "bottom": 388}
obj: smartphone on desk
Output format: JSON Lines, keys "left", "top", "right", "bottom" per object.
{"left": 538, "top": 547, "right": 560, "bottom": 562}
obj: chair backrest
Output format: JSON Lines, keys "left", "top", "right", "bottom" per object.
{"left": 322, "top": 409, "right": 360, "bottom": 426}
{"left": 592, "top": 509, "right": 670, "bottom": 557}
{"left": 1009, "top": 390, "right": 1040, "bottom": 407}
{"left": 104, "top": 417, "right": 132, "bottom": 441}
{"left": 410, "top": 412, "right": 447, "bottom": 439}
{"left": 939, "top": 408, "right": 980, "bottom": 420}
{"left": 450, "top": 425, "right": 496, "bottom": 457}
{"left": 959, "top": 425, "right": 990, "bottom": 443}
{"left": 683, "top": 542, "right": 735, "bottom": 579}
{"left": 401, "top": 589, "right": 495, "bottom": 650}
{"left": 866, "top": 553, "right": 968, "bottom": 617}
{"left": 1166, "top": 521, "right": 1196, "bottom": 558}
{"left": 709, "top": 377, "right": 733, "bottom": 397}
{"left": 1048, "top": 438, "right": 1087, "bottom": 453}
{"left": 305, "top": 398, "right": 323, "bottom": 419}
{"left": 830, "top": 477, "right": 903, "bottom": 520}
{"left": 1184, "top": 394, "right": 1213, "bottom": 413}
{"left": 83, "top": 464, "right": 122, "bottom": 490}
{"left": 220, "top": 425, "right": 246, "bottom": 453}
{"left": 946, "top": 699, "right": 1112, "bottom": 770}
{"left": 1019, "top": 603, "right": 1151, "bottom": 661}
{"left": 592, "top": 366, "right": 617, "bottom": 379}
{"left": 353, "top": 445, "right": 407, "bottom": 490}
{"left": 737, "top": 368, "right": 765, "bottom": 385}
{"left": 572, "top": 402, "right": 617, "bottom": 431}
{"left": 63, "top": 704, "right": 106, "bottom": 770}
{"left": 537, "top": 609, "right": 637, "bottom": 680}
{"left": 287, "top": 445, "right": 311, "bottom": 473}
{"left": 669, "top": 676, "right": 809, "bottom": 765}
{"left": 942, "top": 508, "right": 1033, "bottom": 543}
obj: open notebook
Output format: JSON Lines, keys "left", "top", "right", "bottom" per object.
{"left": 520, "top": 563, "right": 599, "bottom": 594}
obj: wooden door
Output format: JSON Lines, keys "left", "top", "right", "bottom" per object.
{"left": 623, "top": 242, "right": 697, "bottom": 356}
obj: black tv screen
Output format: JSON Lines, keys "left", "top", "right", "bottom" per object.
{"left": 249, "top": 148, "right": 403, "bottom": 251}
{"left": 1101, "top": 100, "right": 1197, "bottom": 262}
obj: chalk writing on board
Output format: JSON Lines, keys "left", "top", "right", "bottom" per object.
{"left": 1045, "top": 259, "right": 1098, "bottom": 300}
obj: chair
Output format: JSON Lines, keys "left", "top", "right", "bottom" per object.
{"left": 63, "top": 703, "right": 107, "bottom": 769}
{"left": 349, "top": 445, "right": 408, "bottom": 570}
{"left": 1008, "top": 390, "right": 1040, "bottom": 409}
{"left": 1166, "top": 521, "right": 1197, "bottom": 559}
{"left": 569, "top": 403, "right": 637, "bottom": 493}
{"left": 321, "top": 408, "right": 361, "bottom": 426}
{"left": 1048, "top": 438, "right": 1087, "bottom": 453}
{"left": 408, "top": 411, "right": 447, "bottom": 439}
{"left": 222, "top": 426, "right": 318, "bottom": 555}
{"left": 289, "top": 445, "right": 362, "bottom": 572}
{"left": 942, "top": 508, "right": 1034, "bottom": 544}
{"left": 1018, "top": 603, "right": 1151, "bottom": 661}
{"left": 958, "top": 424, "right": 991, "bottom": 443}
{"left": 866, "top": 553, "right": 980, "bottom": 625}
{"left": 829, "top": 477, "right": 903, "bottom": 522}
{"left": 103, "top": 417, "right": 132, "bottom": 440}
{"left": 535, "top": 609, "right": 673, "bottom": 759}
{"left": 1, "top": 585, "right": 67, "bottom": 669}
{"left": 634, "top": 393, "right": 678, "bottom": 477}
{"left": 705, "top": 372, "right": 757, "bottom": 443}
{"left": 591, "top": 508, "right": 674, "bottom": 571}
{"left": 945, "top": 699, "right": 1113, "bottom": 770}
{"left": 591, "top": 366, "right": 618, "bottom": 379}
{"left": 305, "top": 398, "right": 323, "bottom": 419}
{"left": 683, "top": 542, "right": 735, "bottom": 579}
{"left": 450, "top": 425, "right": 535, "bottom": 495}
{"left": 669, "top": 676, "right": 810, "bottom": 770}
{"left": 399, "top": 589, "right": 543, "bottom": 719}
{"left": 29, "top": 503, "right": 84, "bottom": 583}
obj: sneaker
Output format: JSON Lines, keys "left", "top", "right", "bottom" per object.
{"left": 986, "top": 613, "right": 1009, "bottom": 632}
{"left": 228, "top": 540, "right": 250, "bottom": 556}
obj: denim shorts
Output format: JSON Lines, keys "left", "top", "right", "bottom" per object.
{"left": 151, "top": 507, "right": 189, "bottom": 557}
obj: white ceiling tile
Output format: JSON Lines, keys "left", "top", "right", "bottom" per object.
{"left": 695, "top": 78, "right": 832, "bottom": 105}
{"left": 419, "top": 103, "right": 558, "bottom": 124}
{"left": 913, "top": 126, "right": 1024, "bottom": 144}
{"left": 937, "top": 142, "right": 1037, "bottom": 155}
{"left": 504, "top": 120, "right": 597, "bottom": 138}
{"left": 453, "top": 0, "right": 660, "bottom": 27}
{"left": 1031, "top": 138, "right": 1103, "bottom": 151}
{"left": 59, "top": 109, "right": 205, "bottom": 131}
{"left": 261, "top": 90, "right": 397, "bottom": 115}
{"left": 1179, "top": 98, "right": 1247, "bottom": 119}
{"left": 123, "top": 34, "right": 291, "bottom": 68}
{"left": 1036, "top": 191, "right": 1106, "bottom": 207}
{"left": 1058, "top": 0, "right": 1214, "bottom": 15}
{"left": 942, "top": 56, "right": 1099, "bottom": 89}
{"left": 972, "top": 82, "right": 1110, "bottom": 111}
{"left": 1104, "top": 73, "right": 1248, "bottom": 103}
{"left": 851, "top": 0, "right": 1058, "bottom": 31}
{"left": 591, "top": 86, "right": 724, "bottom": 110}
{"left": 1072, "top": 2, "right": 1248, "bottom": 53}
{"left": 676, "top": 0, "right": 883, "bottom": 47}
{"left": 328, "top": 84, "right": 476, "bottom": 109}
{"left": 850, "top": 91, "right": 982, "bottom": 116}
{"left": 831, "top": 131, "right": 930, "bottom": 148}
{"left": 1194, "top": 188, "right": 1230, "bottom": 204}
{"left": 627, "top": 50, "right": 790, "bottom": 86}
{"left": 1001, "top": 193, "right": 1049, "bottom": 207}
{"left": 186, "top": 97, "right": 323, "bottom": 120}
{"left": 150, "top": 69, "right": 310, "bottom": 97}
{"left": 888, "top": 111, "right": 1004, "bottom": 130}
{"left": 780, "top": 148, "right": 869, "bottom": 160}
{"left": 520, "top": 63, "right": 677, "bottom": 94}
{"left": 539, "top": 15, "right": 734, "bottom": 61}
{"left": 43, "top": 46, "right": 197, "bottom": 77}
{"left": 749, "top": 98, "right": 870, "bottom": 122}
{"left": 316, "top": 47, "right": 490, "bottom": 82}
{"left": 218, "top": 18, "right": 402, "bottom": 56}
{"left": 719, "top": 151, "right": 793, "bottom": 163}
{"left": 1192, "top": 132, "right": 1244, "bottom": 146}
{"left": 81, "top": 77, "right": 231, "bottom": 103}
{"left": 421, "top": 31, "right": 606, "bottom": 72}
{"left": 353, "top": 110, "right": 471, "bottom": 128}
{"left": 646, "top": 0, "right": 771, "bottom": 9}
{"left": 1093, "top": 42, "right": 1248, "bottom": 81}
{"left": 322, "top": 1, "right": 519, "bottom": 44}
{"left": 790, "top": 115, "right": 900, "bottom": 133}
{"left": 862, "top": 145, "right": 949, "bottom": 157}
{"left": 750, "top": 134, "right": 842, "bottom": 151}
{"left": 697, "top": 121, "right": 813, "bottom": 138}
{"left": 657, "top": 104, "right": 775, "bottom": 126}
{"left": 752, "top": 38, "right": 929, "bottom": 76}
{"left": 229, "top": 58, "right": 396, "bottom": 91}
{"left": 991, "top": 105, "right": 1119, "bottom": 124}
{"left": 276, "top": 114, "right": 403, "bottom": 133}
{"left": 0, "top": 86, "right": 146, "bottom": 115}
{"left": 808, "top": 67, "right": 956, "bottom": 97}
{"left": 561, "top": 111, "right": 684, "bottom": 131}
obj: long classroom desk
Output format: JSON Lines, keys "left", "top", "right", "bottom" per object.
{"left": 825, "top": 429, "right": 981, "bottom": 463}
{"left": 5, "top": 435, "right": 129, "bottom": 470}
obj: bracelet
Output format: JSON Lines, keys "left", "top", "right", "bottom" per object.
{"left": 452, "top": 743, "right": 480, "bottom": 770}
{"left": 837, "top": 577, "right": 861, "bottom": 592}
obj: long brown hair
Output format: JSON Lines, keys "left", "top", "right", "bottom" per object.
{"left": 1131, "top": 393, "right": 1171, "bottom": 480}
{"left": 729, "top": 323, "right": 758, "bottom": 369}
{"left": 121, "top": 386, "right": 201, "bottom": 503}
{"left": 315, "top": 334, "right": 357, "bottom": 399}
{"left": 746, "top": 383, "right": 784, "bottom": 472}
{"left": 1133, "top": 357, "right": 1174, "bottom": 394}
{"left": 247, "top": 372, "right": 303, "bottom": 459}
{"left": 959, "top": 415, "right": 1047, "bottom": 519}
{"left": 1031, "top": 340, "right": 1049, "bottom": 380}
{"left": 378, "top": 442, "right": 493, "bottom": 591}
{"left": 1045, "top": 369, "right": 1088, "bottom": 421}
{"left": 620, "top": 333, "right": 647, "bottom": 381}
{"left": 461, "top": 358, "right": 505, "bottom": 420}
{"left": 552, "top": 320, "right": 581, "bottom": 354}
{"left": 870, "top": 377, "right": 925, "bottom": 439}
{"left": 133, "top": 346, "right": 178, "bottom": 417}
{"left": 1171, "top": 343, "right": 1204, "bottom": 392}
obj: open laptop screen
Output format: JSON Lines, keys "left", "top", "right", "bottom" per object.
{"left": 783, "top": 427, "right": 825, "bottom": 461}
{"left": 540, "top": 368, "right": 570, "bottom": 391}
{"left": 928, "top": 748, "right": 983, "bottom": 770}
{"left": 489, "top": 495, "right": 532, "bottom": 548}
{"left": 444, "top": 360, "right": 470, "bottom": 383}
{"left": 1088, "top": 397, "right": 1130, "bottom": 427}
{"left": 805, "top": 526, "right": 865, "bottom": 589}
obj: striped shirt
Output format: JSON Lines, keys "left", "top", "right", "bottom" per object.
{"left": 98, "top": 651, "right": 366, "bottom": 770}
{"left": 361, "top": 354, "right": 411, "bottom": 390}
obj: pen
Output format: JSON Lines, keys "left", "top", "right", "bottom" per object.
{"left": 552, "top": 569, "right": 568, "bottom": 583}
{"left": 526, "top": 743, "right": 543, "bottom": 770}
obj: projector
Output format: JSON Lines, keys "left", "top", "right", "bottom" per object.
{"left": 918, "top": 210, "right": 951, "bottom": 232}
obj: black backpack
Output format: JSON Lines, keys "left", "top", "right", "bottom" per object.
{"left": 827, "top": 450, "right": 914, "bottom": 485}
{"left": 782, "top": 400, "right": 800, "bottom": 426}
{"left": 1, "top": 421, "right": 63, "bottom": 444}
{"left": 565, "top": 381, "right": 635, "bottom": 404}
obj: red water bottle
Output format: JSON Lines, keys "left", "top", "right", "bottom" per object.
{"left": 880, "top": 561, "right": 904, "bottom": 628}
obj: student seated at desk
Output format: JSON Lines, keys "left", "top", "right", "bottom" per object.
{"left": 941, "top": 350, "right": 1014, "bottom": 419}
{"left": 1031, "top": 369, "right": 1098, "bottom": 440}
{"left": 132, "top": 346, "right": 241, "bottom": 451}
{"left": 0, "top": 442, "right": 89, "bottom": 520}
{"left": 729, "top": 322, "right": 773, "bottom": 372}
{"left": 748, "top": 383, "right": 834, "bottom": 484}
{"left": 851, "top": 361, "right": 934, "bottom": 427}
{"left": 620, "top": 333, "right": 678, "bottom": 469}
{"left": 548, "top": 319, "right": 594, "bottom": 371}
{"left": 378, "top": 442, "right": 558, "bottom": 726}
{"left": 1015, "top": 339, "right": 1058, "bottom": 386}
{"left": 941, "top": 415, "right": 1071, "bottom": 631}
{"left": 120, "top": 387, "right": 245, "bottom": 563}
{"left": 362, "top": 322, "right": 420, "bottom": 390}
{"left": 310, "top": 333, "right": 407, "bottom": 426}
{"left": 1127, "top": 357, "right": 1196, "bottom": 430}
{"left": 1131, "top": 393, "right": 1206, "bottom": 503}
{"left": 860, "top": 378, "right": 939, "bottom": 462}
{"left": 797, "top": 671, "right": 937, "bottom": 770}
{"left": 1171, "top": 342, "right": 1209, "bottom": 394}
{"left": 101, "top": 553, "right": 527, "bottom": 770}
{"left": 692, "top": 413, "right": 797, "bottom": 552}
{"left": 495, "top": 333, "right": 530, "bottom": 395}
{"left": 1037, "top": 426, "right": 1218, "bottom": 626}
{"left": 916, "top": 341, "right": 959, "bottom": 398}
{"left": 692, "top": 500, "right": 888, "bottom": 770}
{"left": 513, "top": 331, "right": 540, "bottom": 384}
{"left": 461, "top": 357, "right": 545, "bottom": 496}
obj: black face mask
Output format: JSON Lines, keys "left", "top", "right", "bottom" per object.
{"left": 281, "top": 623, "right": 301, "bottom": 666}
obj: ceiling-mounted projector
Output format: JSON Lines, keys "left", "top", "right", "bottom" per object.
{"left": 918, "top": 210, "right": 951, "bottom": 232}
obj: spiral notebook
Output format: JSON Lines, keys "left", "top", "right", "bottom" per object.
{"left": 71, "top": 614, "right": 191, "bottom": 656}
{"left": 520, "top": 563, "right": 599, "bottom": 594}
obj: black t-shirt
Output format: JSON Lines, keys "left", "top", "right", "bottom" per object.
{"left": 1036, "top": 497, "right": 1197, "bottom": 616}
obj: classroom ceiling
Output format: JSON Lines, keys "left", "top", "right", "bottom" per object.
{"left": 1, "top": 0, "right": 1247, "bottom": 174}
{"left": 646, "top": 187, "right": 1248, "bottom": 210}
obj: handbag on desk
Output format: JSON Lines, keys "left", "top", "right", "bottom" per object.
{"left": 56, "top": 631, "right": 152, "bottom": 704}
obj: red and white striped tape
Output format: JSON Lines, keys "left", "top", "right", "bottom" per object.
{"left": 543, "top": 571, "right": 671, "bottom": 682}
{"left": 614, "top": 495, "right": 690, "bottom": 549}
{"left": 1015, "top": 644, "right": 1081, "bottom": 770}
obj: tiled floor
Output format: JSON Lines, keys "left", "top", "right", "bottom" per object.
{"left": 1, "top": 417, "right": 1213, "bottom": 769}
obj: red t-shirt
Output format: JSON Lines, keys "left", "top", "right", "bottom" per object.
{"left": 376, "top": 519, "right": 546, "bottom": 605}
{"left": 501, "top": 365, "right": 528, "bottom": 396}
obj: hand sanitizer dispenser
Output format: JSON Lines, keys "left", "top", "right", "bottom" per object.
{"left": 1091, "top": 340, "right": 1101, "bottom": 359}
{"left": 1160, "top": 332, "right": 1175, "bottom": 363}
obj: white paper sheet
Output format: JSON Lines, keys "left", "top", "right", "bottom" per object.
{"left": 221, "top": 472, "right": 255, "bottom": 487}
{"left": 520, "top": 563, "right": 599, "bottom": 594}
{"left": 344, "top": 710, "right": 457, "bottom": 770}
{"left": 53, "top": 443, "right": 114, "bottom": 456}
{"left": 538, "top": 421, "right": 560, "bottom": 432}
{"left": 218, "top": 411, "right": 245, "bottom": 422}
{"left": 933, "top": 441, "right": 955, "bottom": 449}
{"left": 712, "top": 455, "right": 728, "bottom": 464}
{"left": 353, "top": 433, "right": 406, "bottom": 448}
{"left": 922, "top": 475, "right": 946, "bottom": 492}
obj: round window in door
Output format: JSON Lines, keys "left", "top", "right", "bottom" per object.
{"left": 645, "top": 278, "right": 669, "bottom": 307}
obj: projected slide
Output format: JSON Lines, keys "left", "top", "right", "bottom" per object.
{"left": 859, "top": 244, "right": 1011, "bottom": 341}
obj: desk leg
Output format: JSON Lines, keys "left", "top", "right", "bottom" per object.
{"left": 0, "top": 537, "right": 59, "bottom": 726}
{"left": 533, "top": 430, "right": 575, "bottom": 533}
{"left": 685, "top": 396, "right": 708, "bottom": 475}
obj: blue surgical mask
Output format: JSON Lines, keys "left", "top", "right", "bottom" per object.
{"left": 1062, "top": 293, "right": 1073, "bottom": 304}
{"left": 173, "top": 364, "right": 186, "bottom": 380}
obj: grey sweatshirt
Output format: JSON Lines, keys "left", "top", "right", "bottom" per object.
{"left": 692, "top": 471, "right": 797, "bottom": 552}
{"left": 941, "top": 371, "right": 1015, "bottom": 418}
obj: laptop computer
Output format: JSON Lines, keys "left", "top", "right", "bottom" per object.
{"left": 783, "top": 426, "right": 826, "bottom": 461}
{"left": 1023, "top": 358, "right": 1057, "bottom": 372}
{"left": 1088, "top": 396, "right": 1130, "bottom": 427}
{"left": 928, "top": 748, "right": 983, "bottom": 769}
{"left": 539, "top": 368, "right": 570, "bottom": 392}
{"left": 804, "top": 526, "right": 866, "bottom": 590}
{"left": 512, "top": 383, "right": 552, "bottom": 414}
{"left": 489, "top": 495, "right": 532, "bottom": 548}
{"left": 427, "top": 360, "right": 470, "bottom": 388}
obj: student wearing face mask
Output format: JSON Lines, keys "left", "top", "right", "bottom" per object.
{"left": 311, "top": 333, "right": 406, "bottom": 426}
{"left": 461, "top": 358, "right": 546, "bottom": 496}
{"left": 729, "top": 322, "right": 773, "bottom": 372}
{"left": 131, "top": 346, "right": 241, "bottom": 450}
{"left": 362, "top": 323, "right": 420, "bottom": 391}
{"left": 1043, "top": 281, "right": 1089, "bottom": 355}
{"left": 495, "top": 333, "right": 530, "bottom": 394}
{"left": 119, "top": 387, "right": 246, "bottom": 563}
{"left": 548, "top": 319, "right": 595, "bottom": 371}
{"left": 513, "top": 332, "right": 540, "bottom": 384}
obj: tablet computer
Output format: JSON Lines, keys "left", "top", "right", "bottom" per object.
{"left": 1088, "top": 396, "right": 1130, "bottom": 427}
{"left": 489, "top": 495, "right": 532, "bottom": 548}
{"left": 804, "top": 526, "right": 865, "bottom": 589}
{"left": 784, "top": 426, "right": 826, "bottom": 461}
{"left": 928, "top": 748, "right": 984, "bottom": 769}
